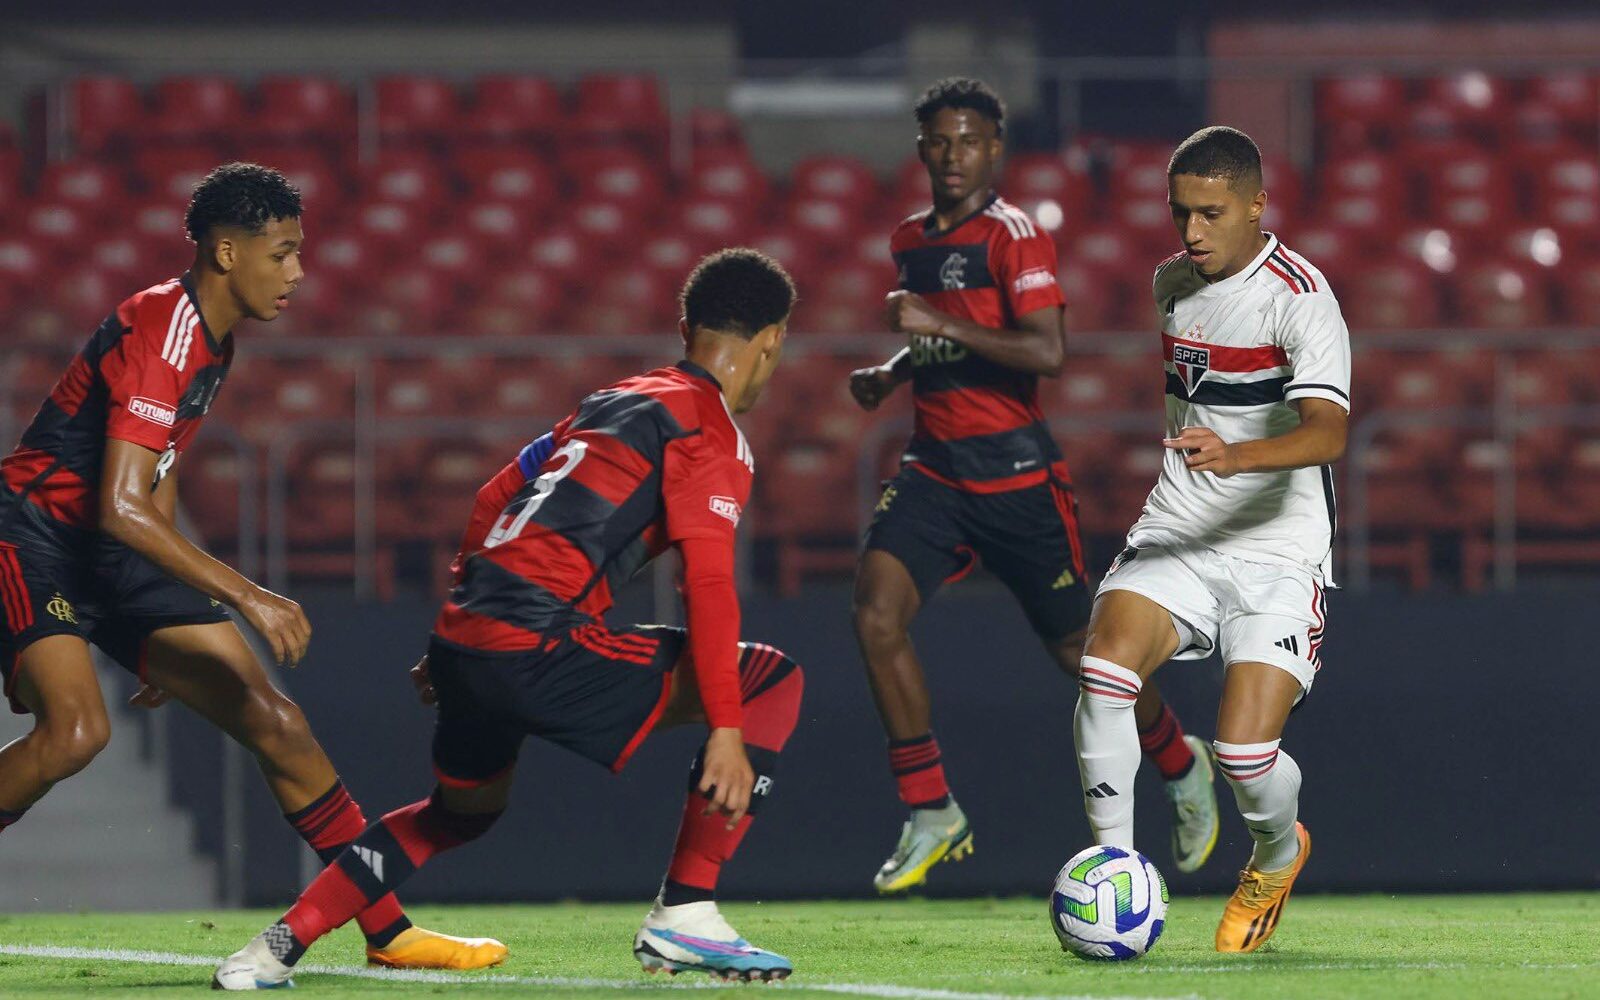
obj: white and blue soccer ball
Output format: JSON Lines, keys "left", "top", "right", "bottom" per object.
{"left": 1050, "top": 845, "right": 1168, "bottom": 961}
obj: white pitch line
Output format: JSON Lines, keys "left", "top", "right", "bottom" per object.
{"left": 0, "top": 945, "right": 1193, "bottom": 1000}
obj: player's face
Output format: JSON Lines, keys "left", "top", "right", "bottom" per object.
{"left": 918, "top": 109, "right": 1001, "bottom": 207}
{"left": 224, "top": 217, "right": 304, "bottom": 322}
{"left": 736, "top": 320, "right": 788, "bottom": 413}
{"left": 1168, "top": 174, "right": 1266, "bottom": 280}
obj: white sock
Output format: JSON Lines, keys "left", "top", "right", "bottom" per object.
{"left": 1073, "top": 656, "right": 1143, "bottom": 847}
{"left": 1214, "top": 739, "right": 1302, "bottom": 872}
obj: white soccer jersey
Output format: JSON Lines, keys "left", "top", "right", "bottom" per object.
{"left": 1127, "top": 233, "right": 1351, "bottom": 578}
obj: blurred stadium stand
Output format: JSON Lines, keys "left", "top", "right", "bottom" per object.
{"left": 0, "top": 52, "right": 1597, "bottom": 595}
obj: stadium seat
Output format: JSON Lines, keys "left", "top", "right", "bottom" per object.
{"left": 245, "top": 148, "right": 346, "bottom": 221}
{"left": 465, "top": 75, "right": 565, "bottom": 143}
{"left": 673, "top": 195, "right": 753, "bottom": 246}
{"left": 1560, "top": 256, "right": 1600, "bottom": 326}
{"left": 1056, "top": 261, "right": 1118, "bottom": 334}
{"left": 566, "top": 146, "right": 664, "bottom": 211}
{"left": 1342, "top": 262, "right": 1444, "bottom": 331}
{"left": 359, "top": 150, "right": 452, "bottom": 207}
{"left": 152, "top": 76, "right": 247, "bottom": 143}
{"left": 791, "top": 156, "right": 879, "bottom": 213}
{"left": 67, "top": 76, "right": 145, "bottom": 154}
{"left": 179, "top": 441, "right": 249, "bottom": 546}
{"left": 1419, "top": 151, "right": 1515, "bottom": 234}
{"left": 525, "top": 225, "right": 599, "bottom": 281}
{"left": 0, "top": 238, "right": 52, "bottom": 291}
{"left": 572, "top": 73, "right": 668, "bottom": 147}
{"left": 472, "top": 266, "right": 564, "bottom": 334}
{"left": 785, "top": 196, "right": 859, "bottom": 249}
{"left": 1421, "top": 72, "right": 1512, "bottom": 141}
{"left": 1454, "top": 262, "right": 1553, "bottom": 328}
{"left": 1003, "top": 152, "right": 1091, "bottom": 222}
{"left": 36, "top": 160, "right": 127, "bottom": 211}
{"left": 253, "top": 75, "right": 355, "bottom": 144}
{"left": 417, "top": 233, "right": 489, "bottom": 290}
{"left": 687, "top": 107, "right": 743, "bottom": 149}
{"left": 134, "top": 146, "right": 224, "bottom": 203}
{"left": 744, "top": 228, "right": 821, "bottom": 291}
{"left": 88, "top": 233, "right": 154, "bottom": 286}
{"left": 21, "top": 202, "right": 86, "bottom": 251}
{"left": 375, "top": 75, "right": 461, "bottom": 143}
{"left": 1105, "top": 143, "right": 1172, "bottom": 206}
{"left": 1276, "top": 224, "right": 1358, "bottom": 280}
{"left": 1315, "top": 74, "right": 1408, "bottom": 148}
{"left": 685, "top": 147, "right": 770, "bottom": 204}
{"left": 351, "top": 200, "right": 431, "bottom": 246}
{"left": 568, "top": 198, "right": 637, "bottom": 249}
{"left": 453, "top": 146, "right": 559, "bottom": 208}
{"left": 1522, "top": 72, "right": 1599, "bottom": 139}
{"left": 458, "top": 198, "right": 538, "bottom": 250}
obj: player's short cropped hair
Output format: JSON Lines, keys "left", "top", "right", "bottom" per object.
{"left": 1167, "top": 126, "right": 1263, "bottom": 192}
{"left": 680, "top": 248, "right": 797, "bottom": 339}
{"left": 915, "top": 77, "right": 1005, "bottom": 137}
{"left": 184, "top": 162, "right": 302, "bottom": 242}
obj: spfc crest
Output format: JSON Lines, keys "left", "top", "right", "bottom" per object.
{"left": 1172, "top": 344, "right": 1210, "bottom": 395}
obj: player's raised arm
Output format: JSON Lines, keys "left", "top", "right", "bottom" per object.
{"left": 100, "top": 439, "right": 310, "bottom": 667}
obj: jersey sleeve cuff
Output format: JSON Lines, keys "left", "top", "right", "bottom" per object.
{"left": 1284, "top": 384, "right": 1350, "bottom": 412}
{"left": 104, "top": 425, "right": 171, "bottom": 453}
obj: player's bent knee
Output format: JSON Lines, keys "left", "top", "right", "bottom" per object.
{"left": 852, "top": 597, "right": 910, "bottom": 652}
{"left": 243, "top": 693, "right": 317, "bottom": 759}
{"left": 36, "top": 713, "right": 111, "bottom": 780}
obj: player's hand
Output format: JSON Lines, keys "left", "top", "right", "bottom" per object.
{"left": 237, "top": 586, "right": 312, "bottom": 668}
{"left": 884, "top": 290, "right": 946, "bottom": 338}
{"left": 848, "top": 365, "right": 902, "bottom": 411}
{"left": 128, "top": 683, "right": 172, "bottom": 709}
{"left": 1164, "top": 426, "right": 1242, "bottom": 478}
{"left": 409, "top": 655, "right": 437, "bottom": 706}
{"left": 699, "top": 727, "right": 755, "bottom": 830}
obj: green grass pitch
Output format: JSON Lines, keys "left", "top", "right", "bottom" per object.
{"left": 0, "top": 895, "right": 1595, "bottom": 999}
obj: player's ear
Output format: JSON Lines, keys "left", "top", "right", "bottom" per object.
{"left": 678, "top": 316, "right": 690, "bottom": 351}
{"left": 211, "top": 236, "right": 236, "bottom": 274}
{"left": 1249, "top": 187, "right": 1267, "bottom": 225}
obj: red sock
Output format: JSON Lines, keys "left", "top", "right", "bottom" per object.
{"left": 1138, "top": 703, "right": 1196, "bottom": 781}
{"left": 662, "top": 645, "right": 802, "bottom": 905}
{"left": 888, "top": 733, "right": 950, "bottom": 809}
{"left": 283, "top": 792, "right": 499, "bottom": 956}
{"left": 285, "top": 782, "right": 411, "bottom": 948}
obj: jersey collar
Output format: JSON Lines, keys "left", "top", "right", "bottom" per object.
{"left": 922, "top": 191, "right": 1000, "bottom": 240}
{"left": 179, "top": 271, "right": 228, "bottom": 354}
{"left": 1198, "top": 232, "right": 1280, "bottom": 295}
{"left": 675, "top": 358, "right": 723, "bottom": 391}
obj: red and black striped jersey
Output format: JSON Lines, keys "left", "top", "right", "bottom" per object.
{"left": 1, "top": 273, "right": 232, "bottom": 531}
{"left": 891, "top": 194, "right": 1067, "bottom": 492}
{"left": 434, "top": 360, "right": 754, "bottom": 651}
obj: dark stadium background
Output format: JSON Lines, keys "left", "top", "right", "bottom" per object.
{"left": 1, "top": 0, "right": 1597, "bottom": 909}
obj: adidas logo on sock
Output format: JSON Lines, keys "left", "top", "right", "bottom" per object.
{"left": 353, "top": 845, "right": 385, "bottom": 881}
{"left": 1273, "top": 635, "right": 1300, "bottom": 656}
{"left": 1084, "top": 782, "right": 1118, "bottom": 799}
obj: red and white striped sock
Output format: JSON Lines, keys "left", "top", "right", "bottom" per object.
{"left": 1073, "top": 656, "right": 1143, "bottom": 847}
{"left": 1214, "top": 739, "right": 1301, "bottom": 871}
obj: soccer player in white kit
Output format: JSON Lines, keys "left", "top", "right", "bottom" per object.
{"left": 1072, "top": 126, "right": 1350, "bottom": 953}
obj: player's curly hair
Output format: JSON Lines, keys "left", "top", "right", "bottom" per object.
{"left": 914, "top": 77, "right": 1005, "bottom": 137}
{"left": 680, "top": 248, "right": 797, "bottom": 339}
{"left": 184, "top": 162, "right": 302, "bottom": 242}
{"left": 1168, "top": 126, "right": 1263, "bottom": 192}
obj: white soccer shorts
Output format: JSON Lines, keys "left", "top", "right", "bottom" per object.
{"left": 1096, "top": 543, "right": 1327, "bottom": 694}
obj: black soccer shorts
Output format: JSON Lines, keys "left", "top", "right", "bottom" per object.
{"left": 863, "top": 463, "right": 1092, "bottom": 642}
{"left": 426, "top": 621, "right": 686, "bottom": 787}
{"left": 0, "top": 499, "right": 231, "bottom": 713}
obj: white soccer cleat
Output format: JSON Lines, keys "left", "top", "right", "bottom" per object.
{"left": 212, "top": 936, "right": 294, "bottom": 990}
{"left": 1165, "top": 735, "right": 1220, "bottom": 874}
{"left": 873, "top": 799, "right": 973, "bottom": 893}
{"left": 633, "top": 899, "right": 792, "bottom": 981}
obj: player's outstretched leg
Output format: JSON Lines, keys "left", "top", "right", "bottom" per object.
{"left": 1211, "top": 662, "right": 1310, "bottom": 954}
{"left": 0, "top": 637, "right": 111, "bottom": 836}
{"left": 853, "top": 550, "right": 972, "bottom": 894}
{"left": 214, "top": 783, "right": 508, "bottom": 989}
{"left": 634, "top": 642, "right": 803, "bottom": 981}
{"left": 144, "top": 622, "right": 505, "bottom": 971}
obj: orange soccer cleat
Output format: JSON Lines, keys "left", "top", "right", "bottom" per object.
{"left": 366, "top": 926, "right": 509, "bottom": 970}
{"left": 1214, "top": 822, "right": 1311, "bottom": 954}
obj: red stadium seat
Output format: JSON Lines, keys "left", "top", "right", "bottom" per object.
{"left": 1558, "top": 257, "right": 1600, "bottom": 326}
{"left": 785, "top": 197, "right": 858, "bottom": 248}
{"left": 135, "top": 146, "right": 223, "bottom": 203}
{"left": 88, "top": 234, "right": 156, "bottom": 284}
{"left": 1318, "top": 153, "right": 1405, "bottom": 211}
{"left": 1067, "top": 225, "right": 1143, "bottom": 275}
{"left": 1315, "top": 74, "right": 1408, "bottom": 148}
{"left": 1342, "top": 262, "right": 1444, "bottom": 331}
{"left": 67, "top": 76, "right": 145, "bottom": 154}
{"left": 417, "top": 233, "right": 488, "bottom": 286}
{"left": 639, "top": 231, "right": 707, "bottom": 285}
{"left": 1454, "top": 262, "right": 1553, "bottom": 329}
{"left": 1105, "top": 144, "right": 1171, "bottom": 206}
{"left": 21, "top": 202, "right": 86, "bottom": 250}
{"left": 49, "top": 269, "right": 122, "bottom": 329}
{"left": 1421, "top": 72, "right": 1512, "bottom": 141}
{"left": 567, "top": 146, "right": 663, "bottom": 211}
{"left": 130, "top": 200, "right": 187, "bottom": 241}
{"left": 1055, "top": 261, "right": 1118, "bottom": 334}
{"left": 359, "top": 151, "right": 451, "bottom": 207}
{"left": 375, "top": 76, "right": 461, "bottom": 143}
{"left": 568, "top": 198, "right": 637, "bottom": 249}
{"left": 0, "top": 238, "right": 51, "bottom": 292}
{"left": 1419, "top": 150, "right": 1515, "bottom": 231}
{"left": 152, "top": 76, "right": 247, "bottom": 143}
{"left": 356, "top": 265, "right": 454, "bottom": 335}
{"left": 458, "top": 198, "right": 537, "bottom": 250}
{"left": 36, "top": 160, "right": 127, "bottom": 210}
{"left": 673, "top": 196, "right": 753, "bottom": 246}
{"left": 1260, "top": 158, "right": 1305, "bottom": 221}
{"left": 685, "top": 148, "right": 769, "bottom": 204}
{"left": 572, "top": 73, "right": 668, "bottom": 146}
{"left": 1528, "top": 151, "right": 1600, "bottom": 219}
{"left": 525, "top": 225, "right": 599, "bottom": 280}
{"left": 453, "top": 146, "right": 558, "bottom": 208}
{"left": 246, "top": 148, "right": 345, "bottom": 221}
{"left": 1522, "top": 72, "right": 1599, "bottom": 139}
{"left": 253, "top": 75, "right": 355, "bottom": 144}
{"left": 791, "top": 156, "right": 879, "bottom": 212}
{"left": 687, "top": 108, "right": 743, "bottom": 150}
{"left": 474, "top": 266, "right": 564, "bottom": 333}
{"left": 1276, "top": 224, "right": 1358, "bottom": 280}
{"left": 180, "top": 442, "right": 248, "bottom": 545}
{"left": 1004, "top": 153, "right": 1091, "bottom": 221}
{"left": 465, "top": 75, "right": 565, "bottom": 143}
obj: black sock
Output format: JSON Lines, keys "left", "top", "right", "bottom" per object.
{"left": 661, "top": 878, "right": 716, "bottom": 907}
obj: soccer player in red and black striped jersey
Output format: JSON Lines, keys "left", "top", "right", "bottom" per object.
{"left": 0, "top": 164, "right": 503, "bottom": 970}
{"left": 216, "top": 250, "right": 803, "bottom": 989}
{"left": 847, "top": 79, "right": 1220, "bottom": 891}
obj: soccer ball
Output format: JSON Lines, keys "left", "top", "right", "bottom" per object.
{"left": 1050, "top": 845, "right": 1168, "bottom": 961}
